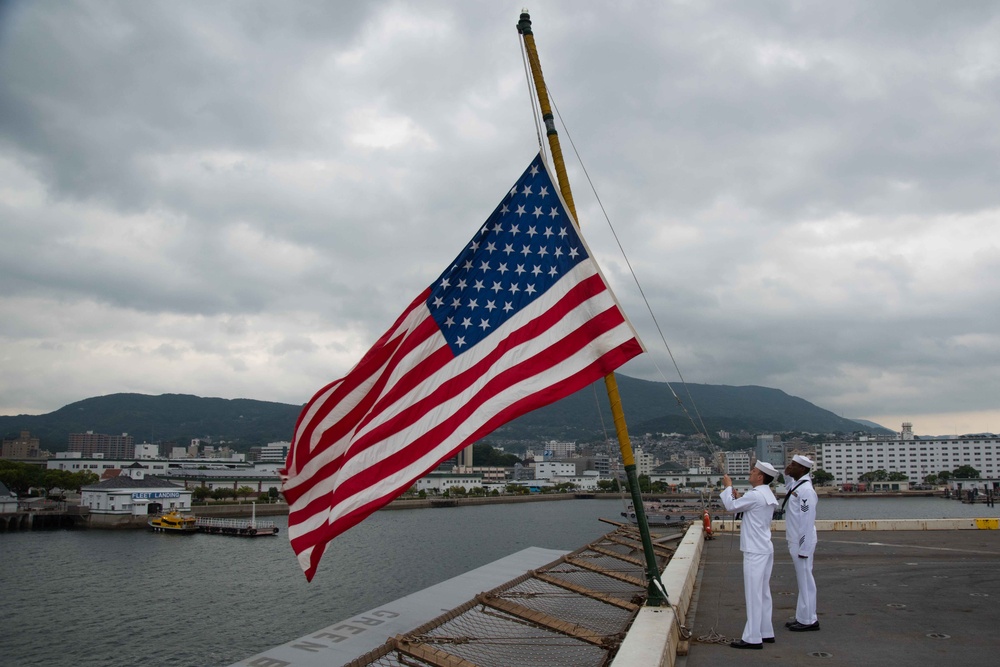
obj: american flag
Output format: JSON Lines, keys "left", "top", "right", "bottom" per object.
{"left": 281, "top": 153, "right": 643, "bottom": 581}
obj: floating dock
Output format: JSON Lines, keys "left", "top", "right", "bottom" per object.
{"left": 195, "top": 516, "right": 278, "bottom": 537}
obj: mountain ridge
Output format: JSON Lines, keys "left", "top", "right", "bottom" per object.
{"left": 0, "top": 375, "right": 892, "bottom": 451}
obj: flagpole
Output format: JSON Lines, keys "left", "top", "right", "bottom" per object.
{"left": 517, "top": 11, "right": 668, "bottom": 607}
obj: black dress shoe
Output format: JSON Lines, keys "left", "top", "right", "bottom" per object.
{"left": 730, "top": 640, "right": 763, "bottom": 649}
{"left": 784, "top": 620, "right": 796, "bottom": 627}
{"left": 762, "top": 637, "right": 775, "bottom": 643}
{"left": 787, "top": 621, "right": 820, "bottom": 632}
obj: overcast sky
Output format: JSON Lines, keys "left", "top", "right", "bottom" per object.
{"left": 1, "top": 1, "right": 998, "bottom": 437}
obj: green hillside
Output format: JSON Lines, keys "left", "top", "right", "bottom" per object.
{"left": 0, "top": 394, "right": 301, "bottom": 451}
{"left": 492, "top": 375, "right": 882, "bottom": 440}
{"left": 0, "top": 376, "right": 889, "bottom": 451}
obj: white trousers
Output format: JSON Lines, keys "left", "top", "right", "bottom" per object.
{"left": 741, "top": 551, "right": 774, "bottom": 643}
{"left": 788, "top": 545, "right": 817, "bottom": 624}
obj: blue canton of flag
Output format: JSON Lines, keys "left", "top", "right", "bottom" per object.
{"left": 427, "top": 155, "right": 588, "bottom": 354}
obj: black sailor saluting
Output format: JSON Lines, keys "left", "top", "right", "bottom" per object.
{"left": 783, "top": 454, "right": 820, "bottom": 631}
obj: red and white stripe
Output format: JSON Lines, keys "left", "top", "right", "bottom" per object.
{"left": 281, "top": 259, "right": 642, "bottom": 581}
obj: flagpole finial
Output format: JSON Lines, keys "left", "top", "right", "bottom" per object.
{"left": 517, "top": 11, "right": 532, "bottom": 35}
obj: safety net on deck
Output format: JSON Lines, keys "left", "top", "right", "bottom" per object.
{"left": 341, "top": 524, "right": 681, "bottom": 667}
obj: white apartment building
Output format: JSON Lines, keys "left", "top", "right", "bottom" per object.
{"left": 634, "top": 448, "right": 657, "bottom": 477}
{"left": 49, "top": 457, "right": 172, "bottom": 477}
{"left": 724, "top": 450, "right": 752, "bottom": 477}
{"left": 562, "top": 472, "right": 601, "bottom": 491}
{"left": 818, "top": 429, "right": 1000, "bottom": 485}
{"left": 534, "top": 461, "right": 577, "bottom": 480}
{"left": 135, "top": 444, "right": 160, "bottom": 459}
{"left": 259, "top": 441, "right": 290, "bottom": 463}
{"left": 413, "top": 472, "right": 483, "bottom": 493}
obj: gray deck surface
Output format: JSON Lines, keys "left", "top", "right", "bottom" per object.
{"left": 680, "top": 529, "right": 1000, "bottom": 666}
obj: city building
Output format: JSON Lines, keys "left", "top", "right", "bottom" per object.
{"left": 258, "top": 442, "right": 290, "bottom": 463}
{"left": 579, "top": 454, "right": 613, "bottom": 478}
{"left": 48, "top": 456, "right": 251, "bottom": 476}
{"left": 534, "top": 461, "right": 577, "bottom": 480}
{"left": 412, "top": 472, "right": 483, "bottom": 494}
{"left": 49, "top": 455, "right": 172, "bottom": 477}
{"left": 633, "top": 447, "right": 657, "bottom": 477}
{"left": 541, "top": 441, "right": 577, "bottom": 459}
{"left": 464, "top": 466, "right": 507, "bottom": 484}
{"left": 1, "top": 430, "right": 42, "bottom": 459}
{"left": 817, "top": 425, "right": 1000, "bottom": 485}
{"left": 436, "top": 445, "right": 476, "bottom": 472}
{"left": 558, "top": 472, "right": 601, "bottom": 491}
{"left": 68, "top": 431, "right": 135, "bottom": 459}
{"left": 135, "top": 444, "right": 160, "bottom": 459}
{"left": 756, "top": 434, "right": 784, "bottom": 469}
{"left": 80, "top": 465, "right": 192, "bottom": 516}
{"left": 724, "top": 450, "right": 752, "bottom": 477}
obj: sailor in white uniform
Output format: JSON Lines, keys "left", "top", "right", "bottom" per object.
{"left": 721, "top": 460, "right": 779, "bottom": 649}
{"left": 783, "top": 454, "right": 820, "bottom": 631}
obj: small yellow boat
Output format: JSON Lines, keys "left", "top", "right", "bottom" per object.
{"left": 148, "top": 510, "right": 198, "bottom": 533}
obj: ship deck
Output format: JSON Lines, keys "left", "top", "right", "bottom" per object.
{"left": 231, "top": 520, "right": 1000, "bottom": 666}
{"left": 680, "top": 525, "right": 1000, "bottom": 666}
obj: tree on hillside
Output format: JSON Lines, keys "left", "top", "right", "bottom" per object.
{"left": 472, "top": 443, "right": 521, "bottom": 466}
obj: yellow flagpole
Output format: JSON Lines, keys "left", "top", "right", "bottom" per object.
{"left": 517, "top": 11, "right": 667, "bottom": 607}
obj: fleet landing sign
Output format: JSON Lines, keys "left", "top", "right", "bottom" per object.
{"left": 131, "top": 491, "right": 181, "bottom": 500}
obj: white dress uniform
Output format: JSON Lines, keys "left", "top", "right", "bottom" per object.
{"left": 784, "top": 472, "right": 818, "bottom": 625}
{"left": 721, "top": 481, "right": 779, "bottom": 644}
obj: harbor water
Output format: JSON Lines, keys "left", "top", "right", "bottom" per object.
{"left": 1, "top": 496, "right": 996, "bottom": 667}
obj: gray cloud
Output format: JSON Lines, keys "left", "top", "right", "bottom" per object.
{"left": 1, "top": 0, "right": 998, "bottom": 436}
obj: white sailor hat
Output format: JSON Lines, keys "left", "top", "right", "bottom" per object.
{"left": 754, "top": 460, "right": 779, "bottom": 477}
{"left": 792, "top": 454, "right": 814, "bottom": 469}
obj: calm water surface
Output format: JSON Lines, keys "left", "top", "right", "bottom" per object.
{"left": 1, "top": 496, "right": 994, "bottom": 667}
